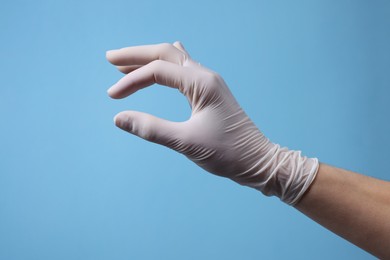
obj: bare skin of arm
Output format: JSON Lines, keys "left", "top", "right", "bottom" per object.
{"left": 295, "top": 163, "right": 390, "bottom": 258}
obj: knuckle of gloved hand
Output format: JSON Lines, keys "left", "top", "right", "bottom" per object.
{"left": 203, "top": 71, "right": 224, "bottom": 92}
{"left": 126, "top": 114, "right": 155, "bottom": 142}
{"left": 137, "top": 117, "right": 158, "bottom": 142}
{"left": 157, "top": 43, "right": 176, "bottom": 57}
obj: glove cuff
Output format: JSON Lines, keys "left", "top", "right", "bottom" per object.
{"left": 236, "top": 143, "right": 320, "bottom": 205}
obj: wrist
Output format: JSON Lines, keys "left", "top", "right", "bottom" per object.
{"left": 232, "top": 141, "right": 319, "bottom": 205}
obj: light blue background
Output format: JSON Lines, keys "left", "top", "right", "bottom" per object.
{"left": 1, "top": 0, "right": 389, "bottom": 259}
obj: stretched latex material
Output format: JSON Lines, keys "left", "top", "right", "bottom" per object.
{"left": 106, "top": 42, "right": 319, "bottom": 205}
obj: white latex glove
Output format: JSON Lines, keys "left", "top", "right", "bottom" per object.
{"left": 106, "top": 42, "right": 319, "bottom": 205}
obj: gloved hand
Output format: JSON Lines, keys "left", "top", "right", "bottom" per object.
{"left": 106, "top": 42, "right": 319, "bottom": 205}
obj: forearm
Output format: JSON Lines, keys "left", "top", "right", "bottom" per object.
{"left": 295, "top": 163, "right": 390, "bottom": 259}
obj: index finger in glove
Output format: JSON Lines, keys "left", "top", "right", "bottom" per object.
{"left": 107, "top": 60, "right": 194, "bottom": 99}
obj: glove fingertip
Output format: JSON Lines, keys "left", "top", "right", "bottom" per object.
{"left": 113, "top": 112, "right": 129, "bottom": 130}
